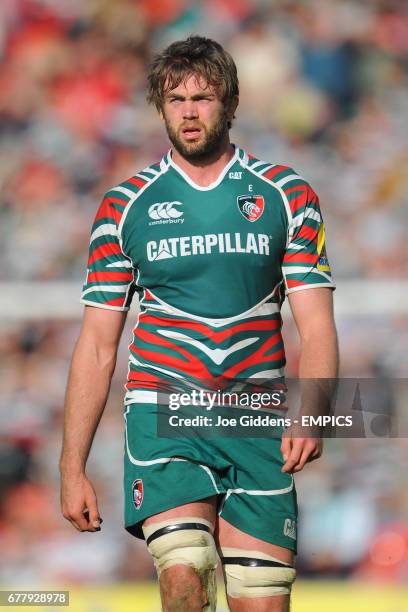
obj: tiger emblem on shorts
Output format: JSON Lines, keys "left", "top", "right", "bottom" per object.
{"left": 132, "top": 478, "right": 144, "bottom": 510}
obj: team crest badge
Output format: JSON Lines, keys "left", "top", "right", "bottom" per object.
{"left": 132, "top": 479, "right": 144, "bottom": 510}
{"left": 237, "top": 195, "right": 265, "bottom": 222}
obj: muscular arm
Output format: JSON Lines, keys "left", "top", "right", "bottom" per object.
{"left": 60, "top": 306, "right": 127, "bottom": 531}
{"left": 289, "top": 287, "right": 338, "bottom": 378}
{"left": 281, "top": 287, "right": 339, "bottom": 472}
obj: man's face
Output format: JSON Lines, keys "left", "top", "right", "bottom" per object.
{"left": 161, "top": 74, "right": 231, "bottom": 161}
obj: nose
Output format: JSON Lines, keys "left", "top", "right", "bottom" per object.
{"left": 183, "top": 100, "right": 198, "bottom": 119}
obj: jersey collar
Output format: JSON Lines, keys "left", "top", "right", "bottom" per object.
{"left": 160, "top": 144, "right": 245, "bottom": 191}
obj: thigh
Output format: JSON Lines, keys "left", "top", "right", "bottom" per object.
{"left": 217, "top": 433, "right": 298, "bottom": 554}
{"left": 143, "top": 495, "right": 218, "bottom": 529}
{"left": 213, "top": 432, "right": 296, "bottom": 612}
{"left": 215, "top": 516, "right": 293, "bottom": 563}
{"left": 124, "top": 402, "right": 225, "bottom": 538}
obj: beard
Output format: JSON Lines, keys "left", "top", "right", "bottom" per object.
{"left": 164, "top": 111, "right": 229, "bottom": 162}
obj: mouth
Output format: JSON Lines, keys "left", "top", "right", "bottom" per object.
{"left": 181, "top": 126, "right": 202, "bottom": 140}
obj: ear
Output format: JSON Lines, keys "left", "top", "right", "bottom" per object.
{"left": 226, "top": 96, "right": 239, "bottom": 122}
{"left": 158, "top": 108, "right": 164, "bottom": 121}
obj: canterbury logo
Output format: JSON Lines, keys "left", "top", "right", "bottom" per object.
{"left": 148, "top": 201, "right": 184, "bottom": 223}
{"left": 283, "top": 518, "right": 296, "bottom": 540}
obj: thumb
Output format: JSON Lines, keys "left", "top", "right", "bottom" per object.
{"left": 84, "top": 484, "right": 101, "bottom": 529}
{"left": 280, "top": 436, "right": 292, "bottom": 462}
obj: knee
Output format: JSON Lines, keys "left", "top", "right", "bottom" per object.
{"left": 143, "top": 517, "right": 218, "bottom": 612}
{"left": 220, "top": 547, "right": 296, "bottom": 600}
{"left": 160, "top": 564, "right": 207, "bottom": 610}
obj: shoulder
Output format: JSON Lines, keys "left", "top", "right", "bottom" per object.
{"left": 243, "top": 153, "right": 310, "bottom": 190}
{"left": 98, "top": 160, "right": 166, "bottom": 226}
{"left": 105, "top": 160, "right": 164, "bottom": 203}
{"left": 242, "top": 152, "right": 319, "bottom": 217}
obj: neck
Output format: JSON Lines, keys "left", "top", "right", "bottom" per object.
{"left": 171, "top": 138, "right": 235, "bottom": 187}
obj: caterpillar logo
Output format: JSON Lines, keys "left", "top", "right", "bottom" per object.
{"left": 146, "top": 232, "right": 271, "bottom": 261}
{"left": 148, "top": 201, "right": 184, "bottom": 225}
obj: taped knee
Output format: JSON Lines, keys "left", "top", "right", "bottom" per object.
{"left": 220, "top": 547, "right": 296, "bottom": 598}
{"left": 142, "top": 517, "right": 218, "bottom": 610}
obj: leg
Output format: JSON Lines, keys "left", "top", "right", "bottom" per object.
{"left": 143, "top": 496, "right": 218, "bottom": 612}
{"left": 215, "top": 516, "right": 295, "bottom": 612}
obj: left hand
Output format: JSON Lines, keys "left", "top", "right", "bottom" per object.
{"left": 280, "top": 436, "right": 323, "bottom": 473}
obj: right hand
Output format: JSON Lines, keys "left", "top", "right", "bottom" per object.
{"left": 60, "top": 472, "right": 102, "bottom": 532}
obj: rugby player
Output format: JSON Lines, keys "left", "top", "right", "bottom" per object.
{"left": 60, "top": 36, "right": 338, "bottom": 611}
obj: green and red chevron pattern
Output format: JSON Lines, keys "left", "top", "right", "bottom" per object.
{"left": 125, "top": 288, "right": 285, "bottom": 399}
{"left": 80, "top": 147, "right": 335, "bottom": 400}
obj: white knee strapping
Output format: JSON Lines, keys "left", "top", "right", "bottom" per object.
{"left": 142, "top": 517, "right": 218, "bottom": 611}
{"left": 220, "top": 547, "right": 296, "bottom": 598}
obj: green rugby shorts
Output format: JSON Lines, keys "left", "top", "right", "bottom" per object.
{"left": 123, "top": 394, "right": 298, "bottom": 553}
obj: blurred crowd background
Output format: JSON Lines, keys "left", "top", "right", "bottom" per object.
{"left": 1, "top": 0, "right": 408, "bottom": 593}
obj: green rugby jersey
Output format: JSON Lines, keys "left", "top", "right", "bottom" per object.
{"left": 81, "top": 146, "right": 335, "bottom": 402}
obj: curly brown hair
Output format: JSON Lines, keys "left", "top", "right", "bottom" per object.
{"left": 147, "top": 35, "right": 239, "bottom": 118}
